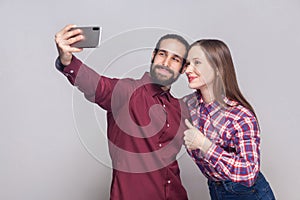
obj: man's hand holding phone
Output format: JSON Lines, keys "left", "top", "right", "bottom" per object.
{"left": 55, "top": 24, "right": 101, "bottom": 66}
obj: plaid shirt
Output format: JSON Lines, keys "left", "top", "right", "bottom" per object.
{"left": 183, "top": 91, "right": 260, "bottom": 187}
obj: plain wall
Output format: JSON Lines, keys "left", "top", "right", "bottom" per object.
{"left": 1, "top": 0, "right": 299, "bottom": 199}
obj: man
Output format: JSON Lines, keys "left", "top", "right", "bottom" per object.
{"left": 55, "top": 24, "right": 189, "bottom": 200}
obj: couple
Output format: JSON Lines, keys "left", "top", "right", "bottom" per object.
{"left": 54, "top": 25, "right": 275, "bottom": 200}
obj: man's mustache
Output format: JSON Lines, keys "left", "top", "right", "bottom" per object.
{"left": 154, "top": 65, "right": 174, "bottom": 75}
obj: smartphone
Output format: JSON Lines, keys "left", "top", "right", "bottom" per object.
{"left": 70, "top": 26, "right": 102, "bottom": 48}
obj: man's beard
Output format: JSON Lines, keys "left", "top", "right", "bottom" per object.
{"left": 150, "top": 64, "right": 179, "bottom": 87}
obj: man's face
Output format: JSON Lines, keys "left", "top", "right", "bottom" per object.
{"left": 150, "top": 38, "right": 186, "bottom": 87}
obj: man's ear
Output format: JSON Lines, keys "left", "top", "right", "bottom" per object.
{"left": 180, "top": 61, "right": 187, "bottom": 74}
{"left": 151, "top": 50, "right": 157, "bottom": 64}
{"left": 180, "top": 68, "right": 185, "bottom": 74}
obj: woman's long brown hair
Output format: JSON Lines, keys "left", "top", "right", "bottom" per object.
{"left": 190, "top": 39, "right": 257, "bottom": 118}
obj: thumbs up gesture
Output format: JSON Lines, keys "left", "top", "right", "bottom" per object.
{"left": 184, "top": 119, "right": 212, "bottom": 153}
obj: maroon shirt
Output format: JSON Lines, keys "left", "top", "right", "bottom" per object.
{"left": 56, "top": 56, "right": 189, "bottom": 200}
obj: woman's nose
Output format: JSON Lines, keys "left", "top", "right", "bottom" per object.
{"left": 185, "top": 64, "right": 193, "bottom": 73}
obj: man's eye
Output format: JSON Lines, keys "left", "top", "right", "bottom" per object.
{"left": 158, "top": 52, "right": 166, "bottom": 56}
{"left": 172, "top": 57, "right": 180, "bottom": 62}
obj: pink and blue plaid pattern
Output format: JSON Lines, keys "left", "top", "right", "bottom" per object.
{"left": 183, "top": 91, "right": 261, "bottom": 187}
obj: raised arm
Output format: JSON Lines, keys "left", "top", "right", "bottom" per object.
{"left": 54, "top": 24, "right": 119, "bottom": 111}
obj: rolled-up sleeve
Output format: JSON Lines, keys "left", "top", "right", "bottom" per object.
{"left": 203, "top": 116, "right": 260, "bottom": 187}
{"left": 55, "top": 56, "right": 119, "bottom": 111}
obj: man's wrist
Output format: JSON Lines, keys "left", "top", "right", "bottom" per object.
{"left": 55, "top": 57, "right": 66, "bottom": 72}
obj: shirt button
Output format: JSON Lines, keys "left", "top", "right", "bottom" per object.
{"left": 70, "top": 70, "right": 74, "bottom": 73}
{"left": 167, "top": 124, "right": 170, "bottom": 128}
{"left": 163, "top": 104, "right": 166, "bottom": 108}
{"left": 159, "top": 143, "right": 162, "bottom": 147}
{"left": 167, "top": 180, "right": 171, "bottom": 184}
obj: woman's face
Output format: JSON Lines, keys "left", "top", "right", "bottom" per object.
{"left": 185, "top": 45, "right": 216, "bottom": 90}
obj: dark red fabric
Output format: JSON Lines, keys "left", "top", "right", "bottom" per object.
{"left": 59, "top": 56, "right": 189, "bottom": 200}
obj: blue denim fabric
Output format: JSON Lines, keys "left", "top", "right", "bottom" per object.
{"left": 208, "top": 172, "right": 275, "bottom": 200}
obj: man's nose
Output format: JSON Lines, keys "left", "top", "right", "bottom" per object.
{"left": 162, "top": 56, "right": 171, "bottom": 67}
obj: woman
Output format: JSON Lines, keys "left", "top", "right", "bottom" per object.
{"left": 182, "top": 39, "right": 275, "bottom": 200}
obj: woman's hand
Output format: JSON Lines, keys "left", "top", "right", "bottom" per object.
{"left": 184, "top": 119, "right": 212, "bottom": 153}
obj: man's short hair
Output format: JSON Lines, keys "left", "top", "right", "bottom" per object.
{"left": 153, "top": 34, "right": 189, "bottom": 71}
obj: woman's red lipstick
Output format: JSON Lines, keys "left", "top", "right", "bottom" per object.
{"left": 188, "top": 76, "right": 196, "bottom": 83}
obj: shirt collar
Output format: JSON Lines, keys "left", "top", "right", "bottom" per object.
{"left": 140, "top": 72, "right": 172, "bottom": 102}
{"left": 190, "top": 91, "right": 238, "bottom": 117}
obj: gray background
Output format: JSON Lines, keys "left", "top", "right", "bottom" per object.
{"left": 1, "top": 0, "right": 299, "bottom": 199}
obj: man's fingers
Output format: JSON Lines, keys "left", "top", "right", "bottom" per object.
{"left": 65, "top": 46, "right": 83, "bottom": 53}
{"left": 55, "top": 24, "right": 75, "bottom": 40}
{"left": 55, "top": 24, "right": 83, "bottom": 46}
{"left": 61, "top": 24, "right": 77, "bottom": 34}
{"left": 62, "top": 28, "right": 82, "bottom": 41}
{"left": 56, "top": 34, "right": 84, "bottom": 52}
{"left": 66, "top": 34, "right": 84, "bottom": 45}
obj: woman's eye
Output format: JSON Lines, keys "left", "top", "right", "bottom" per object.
{"left": 194, "top": 60, "right": 201, "bottom": 65}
